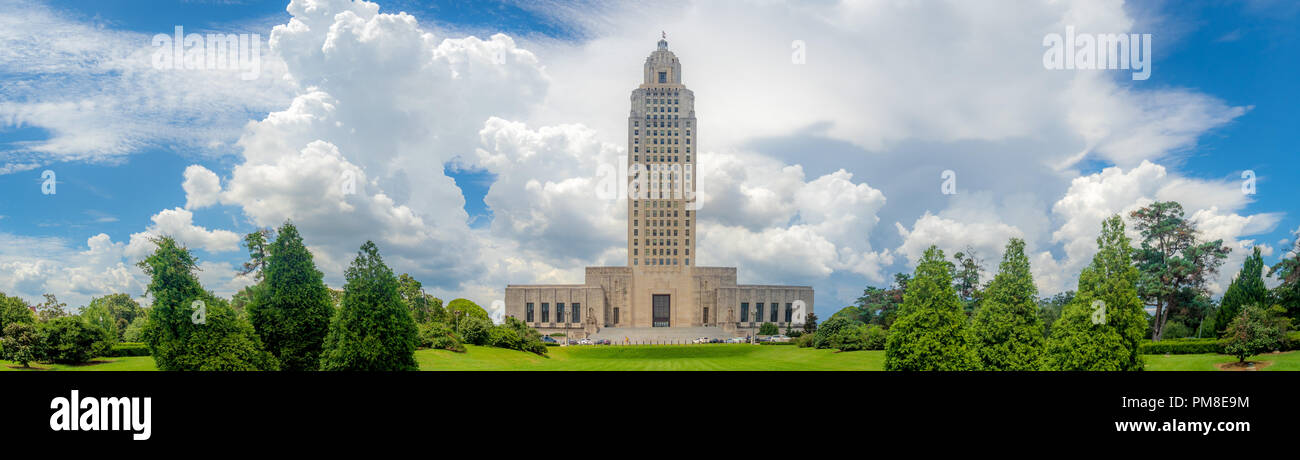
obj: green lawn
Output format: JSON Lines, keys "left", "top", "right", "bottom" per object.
{"left": 417, "top": 344, "right": 885, "bottom": 371}
{"left": 4, "top": 348, "right": 1297, "bottom": 371}
{"left": 0, "top": 356, "right": 157, "bottom": 371}
{"left": 1142, "top": 350, "right": 1300, "bottom": 371}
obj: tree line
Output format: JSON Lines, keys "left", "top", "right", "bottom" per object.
{"left": 814, "top": 201, "right": 1299, "bottom": 370}
{"left": 0, "top": 221, "right": 548, "bottom": 370}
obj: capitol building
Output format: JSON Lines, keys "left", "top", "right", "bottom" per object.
{"left": 503, "top": 37, "right": 814, "bottom": 341}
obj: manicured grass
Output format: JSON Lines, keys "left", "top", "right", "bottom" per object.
{"left": 1142, "top": 351, "right": 1300, "bottom": 371}
{"left": 5, "top": 348, "right": 1297, "bottom": 371}
{"left": 417, "top": 344, "right": 884, "bottom": 371}
{"left": 0, "top": 356, "right": 158, "bottom": 371}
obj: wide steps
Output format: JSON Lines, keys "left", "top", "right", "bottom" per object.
{"left": 588, "top": 326, "right": 737, "bottom": 344}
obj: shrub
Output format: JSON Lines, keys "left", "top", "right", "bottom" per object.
{"left": 139, "top": 236, "right": 278, "bottom": 371}
{"left": 795, "top": 333, "right": 816, "bottom": 348}
{"left": 1223, "top": 305, "right": 1288, "bottom": 363}
{"left": 246, "top": 222, "right": 333, "bottom": 371}
{"left": 487, "top": 327, "right": 524, "bottom": 350}
{"left": 108, "top": 342, "right": 151, "bottom": 357}
{"left": 418, "top": 321, "right": 465, "bottom": 352}
{"left": 971, "top": 238, "right": 1045, "bottom": 371}
{"left": 42, "top": 317, "right": 113, "bottom": 364}
{"left": 320, "top": 241, "right": 419, "bottom": 371}
{"left": 457, "top": 315, "right": 493, "bottom": 346}
{"left": 1160, "top": 320, "right": 1194, "bottom": 340}
{"left": 863, "top": 324, "right": 888, "bottom": 350}
{"left": 122, "top": 316, "right": 147, "bottom": 343}
{"left": 885, "top": 246, "right": 979, "bottom": 371}
{"left": 0, "top": 292, "right": 35, "bottom": 332}
{"left": 759, "top": 322, "right": 779, "bottom": 335}
{"left": 500, "top": 317, "right": 548, "bottom": 356}
{"left": 1138, "top": 338, "right": 1224, "bottom": 355}
{"left": 812, "top": 316, "right": 860, "bottom": 349}
{"left": 1044, "top": 216, "right": 1146, "bottom": 371}
{"left": 0, "top": 322, "right": 43, "bottom": 367}
{"left": 787, "top": 330, "right": 803, "bottom": 338}
{"left": 830, "top": 324, "right": 888, "bottom": 351}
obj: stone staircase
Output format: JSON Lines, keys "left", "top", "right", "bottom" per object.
{"left": 588, "top": 326, "right": 739, "bottom": 344}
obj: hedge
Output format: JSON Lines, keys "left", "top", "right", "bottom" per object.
{"left": 1139, "top": 331, "right": 1300, "bottom": 355}
{"left": 107, "top": 342, "right": 151, "bottom": 357}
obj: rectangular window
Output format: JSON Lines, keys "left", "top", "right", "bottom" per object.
{"left": 771, "top": 304, "right": 778, "bottom": 322}
{"left": 756, "top": 303, "right": 764, "bottom": 323}
{"left": 541, "top": 303, "right": 550, "bottom": 323}
{"left": 573, "top": 303, "right": 581, "bottom": 323}
{"left": 785, "top": 303, "right": 793, "bottom": 323}
{"left": 526, "top": 303, "right": 534, "bottom": 322}
{"left": 557, "top": 303, "right": 565, "bottom": 323}
{"left": 658, "top": 71, "right": 666, "bottom": 83}
{"left": 740, "top": 303, "right": 749, "bottom": 322}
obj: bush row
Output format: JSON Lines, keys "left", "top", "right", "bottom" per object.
{"left": 107, "top": 342, "right": 151, "bottom": 357}
{"left": 1138, "top": 331, "right": 1300, "bottom": 355}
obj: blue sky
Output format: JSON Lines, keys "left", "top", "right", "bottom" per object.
{"left": 0, "top": 0, "right": 1296, "bottom": 317}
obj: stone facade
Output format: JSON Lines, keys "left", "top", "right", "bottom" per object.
{"left": 502, "top": 37, "right": 813, "bottom": 338}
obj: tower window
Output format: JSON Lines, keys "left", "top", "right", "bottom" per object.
{"left": 658, "top": 71, "right": 667, "bottom": 83}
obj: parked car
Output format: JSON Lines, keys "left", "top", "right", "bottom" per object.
{"left": 769, "top": 335, "right": 792, "bottom": 343}
{"left": 541, "top": 336, "right": 558, "bottom": 344}
{"left": 578, "top": 338, "right": 594, "bottom": 345}
{"left": 692, "top": 337, "right": 710, "bottom": 344}
{"left": 725, "top": 337, "right": 747, "bottom": 343}
{"left": 597, "top": 339, "right": 611, "bottom": 345}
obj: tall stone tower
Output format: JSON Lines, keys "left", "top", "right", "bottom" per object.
{"left": 504, "top": 36, "right": 812, "bottom": 336}
{"left": 627, "top": 34, "right": 697, "bottom": 270}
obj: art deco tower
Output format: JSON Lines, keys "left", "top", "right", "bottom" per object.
{"left": 627, "top": 35, "right": 696, "bottom": 269}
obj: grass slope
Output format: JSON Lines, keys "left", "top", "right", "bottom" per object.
{"left": 0, "top": 356, "right": 157, "bottom": 371}
{"left": 417, "top": 344, "right": 884, "bottom": 371}
{"left": 1143, "top": 350, "right": 1300, "bottom": 371}
{"left": 4, "top": 348, "right": 1298, "bottom": 371}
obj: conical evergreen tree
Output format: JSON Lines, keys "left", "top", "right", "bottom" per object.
{"left": 138, "top": 236, "right": 277, "bottom": 371}
{"left": 971, "top": 238, "right": 1045, "bottom": 370}
{"left": 1044, "top": 216, "right": 1146, "bottom": 371}
{"left": 885, "top": 246, "right": 978, "bottom": 371}
{"left": 1214, "top": 246, "right": 1268, "bottom": 336}
{"left": 319, "top": 241, "right": 419, "bottom": 371}
{"left": 247, "top": 221, "right": 334, "bottom": 371}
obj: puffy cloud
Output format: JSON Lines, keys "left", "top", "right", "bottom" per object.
{"left": 126, "top": 208, "right": 242, "bottom": 260}
{"left": 699, "top": 166, "right": 892, "bottom": 283}
{"left": 1043, "top": 161, "right": 1279, "bottom": 294}
{"left": 182, "top": 165, "right": 222, "bottom": 210}
{"left": 0, "top": 233, "right": 145, "bottom": 308}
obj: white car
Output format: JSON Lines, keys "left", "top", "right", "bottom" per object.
{"left": 768, "top": 335, "right": 792, "bottom": 343}
{"left": 692, "top": 337, "right": 710, "bottom": 344}
{"left": 578, "top": 338, "right": 594, "bottom": 345}
{"left": 725, "top": 337, "right": 748, "bottom": 343}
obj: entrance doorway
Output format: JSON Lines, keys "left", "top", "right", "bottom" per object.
{"left": 703, "top": 307, "right": 710, "bottom": 326}
{"left": 652, "top": 295, "right": 670, "bottom": 327}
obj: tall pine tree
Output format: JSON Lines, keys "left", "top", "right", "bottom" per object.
{"left": 1044, "top": 216, "right": 1147, "bottom": 371}
{"left": 247, "top": 222, "right": 334, "bottom": 371}
{"left": 319, "top": 241, "right": 419, "bottom": 371}
{"left": 971, "top": 238, "right": 1045, "bottom": 370}
{"left": 1213, "top": 246, "right": 1268, "bottom": 335}
{"left": 885, "top": 246, "right": 978, "bottom": 371}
